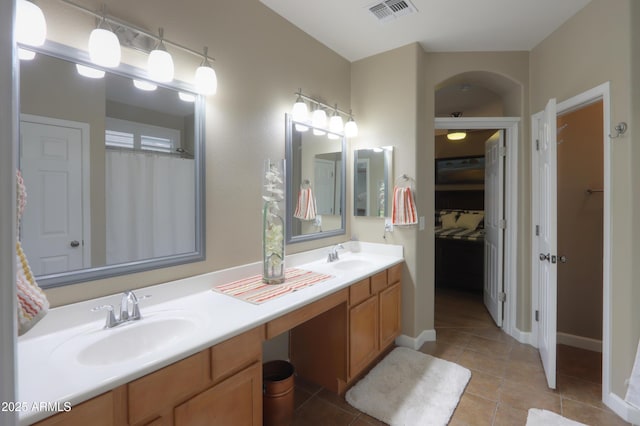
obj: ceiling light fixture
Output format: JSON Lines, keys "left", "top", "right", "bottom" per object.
{"left": 194, "top": 46, "right": 217, "bottom": 95}
{"left": 147, "top": 28, "right": 174, "bottom": 83}
{"left": 446, "top": 130, "right": 467, "bottom": 141}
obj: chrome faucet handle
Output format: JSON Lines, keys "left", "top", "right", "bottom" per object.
{"left": 332, "top": 243, "right": 345, "bottom": 260}
{"left": 120, "top": 290, "right": 139, "bottom": 321}
{"left": 91, "top": 304, "right": 117, "bottom": 328}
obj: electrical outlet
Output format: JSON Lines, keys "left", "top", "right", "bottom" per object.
{"left": 419, "top": 216, "right": 425, "bottom": 231}
{"left": 384, "top": 218, "right": 393, "bottom": 232}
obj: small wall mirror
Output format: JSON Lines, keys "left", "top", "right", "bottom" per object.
{"left": 18, "top": 42, "right": 205, "bottom": 288}
{"left": 353, "top": 147, "right": 393, "bottom": 217}
{"left": 285, "top": 114, "right": 346, "bottom": 243}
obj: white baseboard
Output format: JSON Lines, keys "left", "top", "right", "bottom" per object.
{"left": 511, "top": 327, "right": 534, "bottom": 346}
{"left": 557, "top": 332, "right": 602, "bottom": 353}
{"left": 604, "top": 391, "right": 640, "bottom": 425}
{"left": 396, "top": 329, "right": 436, "bottom": 350}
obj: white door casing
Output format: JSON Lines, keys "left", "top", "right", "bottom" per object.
{"left": 314, "top": 158, "right": 336, "bottom": 215}
{"left": 484, "top": 130, "right": 505, "bottom": 327}
{"left": 534, "top": 98, "right": 558, "bottom": 389}
{"left": 19, "top": 115, "right": 91, "bottom": 276}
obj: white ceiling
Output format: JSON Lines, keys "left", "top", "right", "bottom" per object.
{"left": 260, "top": 0, "right": 591, "bottom": 62}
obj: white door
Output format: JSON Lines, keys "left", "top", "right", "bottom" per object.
{"left": 314, "top": 158, "right": 336, "bottom": 215}
{"left": 535, "top": 98, "right": 558, "bottom": 389}
{"left": 20, "top": 116, "right": 89, "bottom": 275}
{"left": 484, "top": 130, "right": 505, "bottom": 327}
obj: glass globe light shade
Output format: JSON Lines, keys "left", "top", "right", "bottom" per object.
{"left": 16, "top": 0, "right": 46, "bottom": 47}
{"left": 18, "top": 48, "right": 36, "bottom": 61}
{"left": 344, "top": 119, "right": 358, "bottom": 138}
{"left": 194, "top": 64, "right": 217, "bottom": 95}
{"left": 148, "top": 47, "right": 174, "bottom": 83}
{"left": 312, "top": 109, "right": 327, "bottom": 135}
{"left": 179, "top": 92, "right": 196, "bottom": 102}
{"left": 88, "top": 27, "right": 121, "bottom": 68}
{"left": 329, "top": 114, "right": 343, "bottom": 134}
{"left": 133, "top": 80, "right": 157, "bottom": 91}
{"left": 76, "top": 64, "right": 105, "bottom": 79}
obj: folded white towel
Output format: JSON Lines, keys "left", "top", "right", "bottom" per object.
{"left": 16, "top": 170, "right": 49, "bottom": 335}
{"left": 294, "top": 186, "right": 317, "bottom": 221}
{"left": 391, "top": 186, "right": 417, "bottom": 225}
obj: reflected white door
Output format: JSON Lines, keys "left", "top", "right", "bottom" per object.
{"left": 314, "top": 159, "right": 336, "bottom": 215}
{"left": 484, "top": 130, "right": 505, "bottom": 327}
{"left": 536, "top": 98, "right": 558, "bottom": 389}
{"left": 20, "top": 115, "right": 89, "bottom": 275}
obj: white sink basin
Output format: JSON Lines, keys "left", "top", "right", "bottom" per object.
{"left": 52, "top": 312, "right": 201, "bottom": 367}
{"left": 328, "top": 258, "right": 374, "bottom": 271}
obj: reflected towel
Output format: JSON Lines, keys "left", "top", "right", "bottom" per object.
{"left": 625, "top": 339, "right": 640, "bottom": 409}
{"left": 16, "top": 170, "right": 49, "bottom": 335}
{"left": 391, "top": 186, "right": 417, "bottom": 225}
{"left": 294, "top": 186, "right": 317, "bottom": 221}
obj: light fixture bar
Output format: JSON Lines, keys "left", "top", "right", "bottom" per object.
{"left": 296, "top": 91, "right": 354, "bottom": 119}
{"left": 58, "top": 0, "right": 214, "bottom": 62}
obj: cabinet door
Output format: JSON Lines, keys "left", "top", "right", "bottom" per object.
{"left": 379, "top": 282, "right": 402, "bottom": 349}
{"left": 349, "top": 296, "right": 378, "bottom": 378}
{"left": 33, "top": 389, "right": 124, "bottom": 426}
{"left": 174, "top": 362, "right": 262, "bottom": 426}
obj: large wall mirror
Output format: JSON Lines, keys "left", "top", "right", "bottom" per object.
{"left": 18, "top": 42, "right": 205, "bottom": 288}
{"left": 354, "top": 147, "right": 393, "bottom": 217}
{"left": 285, "top": 114, "right": 346, "bottom": 243}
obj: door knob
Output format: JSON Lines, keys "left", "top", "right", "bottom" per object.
{"left": 559, "top": 255, "right": 568, "bottom": 263}
{"left": 70, "top": 240, "right": 80, "bottom": 248}
{"left": 539, "top": 253, "right": 550, "bottom": 262}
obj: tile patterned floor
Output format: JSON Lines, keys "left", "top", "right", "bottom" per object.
{"left": 290, "top": 288, "right": 629, "bottom": 426}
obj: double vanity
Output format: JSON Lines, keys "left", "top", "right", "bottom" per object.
{"left": 19, "top": 242, "right": 403, "bottom": 425}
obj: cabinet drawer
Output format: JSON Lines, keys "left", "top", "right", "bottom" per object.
{"left": 370, "top": 271, "right": 387, "bottom": 294}
{"left": 388, "top": 263, "right": 403, "bottom": 284}
{"left": 349, "top": 278, "right": 371, "bottom": 306}
{"left": 211, "top": 325, "right": 264, "bottom": 384}
{"left": 128, "top": 350, "right": 210, "bottom": 425}
{"left": 34, "top": 390, "right": 121, "bottom": 426}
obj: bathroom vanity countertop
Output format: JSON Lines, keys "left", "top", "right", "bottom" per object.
{"left": 17, "top": 241, "right": 403, "bottom": 425}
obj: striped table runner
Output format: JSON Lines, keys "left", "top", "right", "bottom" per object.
{"left": 213, "top": 268, "right": 333, "bottom": 304}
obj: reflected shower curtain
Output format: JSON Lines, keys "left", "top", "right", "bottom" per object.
{"left": 105, "top": 150, "right": 195, "bottom": 265}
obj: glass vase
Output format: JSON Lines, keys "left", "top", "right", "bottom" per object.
{"left": 262, "top": 159, "right": 286, "bottom": 284}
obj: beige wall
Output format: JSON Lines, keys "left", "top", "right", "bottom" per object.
{"left": 351, "top": 43, "right": 423, "bottom": 337}
{"left": 39, "top": 0, "right": 352, "bottom": 305}
{"left": 530, "top": 0, "right": 636, "bottom": 399}
{"left": 557, "top": 101, "right": 603, "bottom": 341}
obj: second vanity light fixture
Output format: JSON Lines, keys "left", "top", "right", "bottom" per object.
{"left": 19, "top": 0, "right": 219, "bottom": 96}
{"left": 292, "top": 89, "right": 358, "bottom": 138}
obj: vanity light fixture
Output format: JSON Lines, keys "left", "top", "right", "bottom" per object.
{"left": 147, "top": 28, "right": 174, "bottom": 83}
{"left": 194, "top": 47, "right": 218, "bottom": 95}
{"left": 76, "top": 64, "right": 105, "bottom": 79}
{"left": 292, "top": 90, "right": 309, "bottom": 132}
{"left": 133, "top": 79, "right": 157, "bottom": 91}
{"left": 292, "top": 90, "right": 358, "bottom": 138}
{"left": 328, "top": 104, "right": 344, "bottom": 139}
{"left": 88, "top": 6, "right": 121, "bottom": 68}
{"left": 16, "top": 0, "right": 47, "bottom": 60}
{"left": 311, "top": 107, "right": 327, "bottom": 136}
{"left": 344, "top": 112, "right": 359, "bottom": 138}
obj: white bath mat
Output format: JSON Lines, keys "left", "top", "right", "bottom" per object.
{"left": 526, "top": 408, "right": 587, "bottom": 426}
{"left": 345, "top": 347, "right": 471, "bottom": 426}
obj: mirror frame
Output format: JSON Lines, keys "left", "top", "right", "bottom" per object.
{"left": 285, "top": 114, "right": 346, "bottom": 244}
{"left": 20, "top": 41, "right": 206, "bottom": 288}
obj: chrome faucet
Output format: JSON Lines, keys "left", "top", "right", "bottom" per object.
{"left": 327, "top": 244, "right": 344, "bottom": 262}
{"left": 92, "top": 290, "right": 149, "bottom": 329}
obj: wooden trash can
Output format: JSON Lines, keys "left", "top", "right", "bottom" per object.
{"left": 263, "top": 360, "right": 295, "bottom": 426}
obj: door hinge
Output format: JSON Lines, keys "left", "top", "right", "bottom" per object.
{"left": 499, "top": 145, "right": 507, "bottom": 157}
{"left": 498, "top": 292, "right": 506, "bottom": 303}
{"left": 535, "top": 310, "right": 539, "bottom": 322}
{"left": 535, "top": 225, "right": 540, "bottom": 236}
{"left": 499, "top": 219, "right": 507, "bottom": 229}
{"left": 536, "top": 139, "right": 540, "bottom": 151}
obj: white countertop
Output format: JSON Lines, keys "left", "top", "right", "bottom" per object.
{"left": 18, "top": 241, "right": 403, "bottom": 425}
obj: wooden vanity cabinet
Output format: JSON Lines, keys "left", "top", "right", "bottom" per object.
{"left": 34, "top": 326, "right": 264, "bottom": 426}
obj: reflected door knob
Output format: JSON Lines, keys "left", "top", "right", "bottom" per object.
{"left": 559, "top": 255, "right": 568, "bottom": 263}
{"left": 70, "top": 240, "right": 80, "bottom": 248}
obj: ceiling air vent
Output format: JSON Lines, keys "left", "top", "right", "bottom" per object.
{"left": 368, "top": 0, "right": 417, "bottom": 23}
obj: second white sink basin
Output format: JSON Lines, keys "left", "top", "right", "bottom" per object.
{"left": 328, "top": 258, "right": 373, "bottom": 271}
